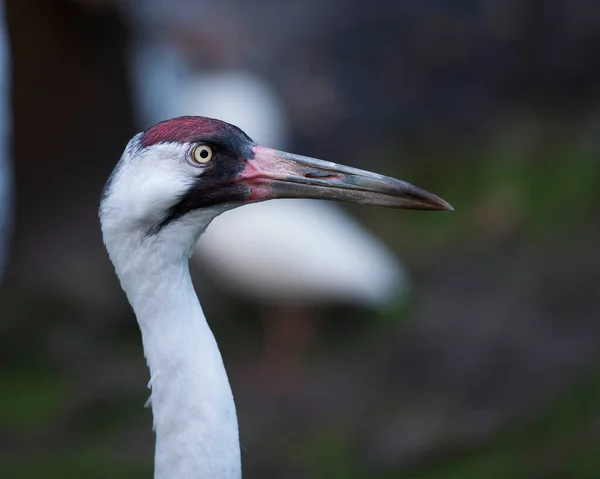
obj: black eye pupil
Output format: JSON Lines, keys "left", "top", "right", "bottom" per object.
{"left": 200, "top": 149, "right": 209, "bottom": 158}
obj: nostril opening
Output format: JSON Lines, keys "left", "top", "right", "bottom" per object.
{"left": 305, "top": 171, "right": 341, "bottom": 180}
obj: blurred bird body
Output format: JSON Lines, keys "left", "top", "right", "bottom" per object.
{"left": 202, "top": 198, "right": 402, "bottom": 304}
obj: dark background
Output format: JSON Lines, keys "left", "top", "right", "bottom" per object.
{"left": 1, "top": 0, "right": 600, "bottom": 477}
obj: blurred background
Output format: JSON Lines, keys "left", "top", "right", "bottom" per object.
{"left": 1, "top": 0, "right": 600, "bottom": 477}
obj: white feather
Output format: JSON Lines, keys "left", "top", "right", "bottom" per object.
{"left": 101, "top": 138, "right": 241, "bottom": 479}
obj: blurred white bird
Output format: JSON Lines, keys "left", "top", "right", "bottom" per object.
{"left": 126, "top": 27, "right": 408, "bottom": 386}
{"left": 0, "top": 0, "right": 11, "bottom": 280}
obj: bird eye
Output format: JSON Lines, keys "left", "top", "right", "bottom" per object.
{"left": 193, "top": 145, "right": 213, "bottom": 164}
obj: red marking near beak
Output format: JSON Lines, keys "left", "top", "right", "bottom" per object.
{"left": 238, "top": 146, "right": 292, "bottom": 202}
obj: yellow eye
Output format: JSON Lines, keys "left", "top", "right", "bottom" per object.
{"left": 193, "top": 145, "right": 213, "bottom": 163}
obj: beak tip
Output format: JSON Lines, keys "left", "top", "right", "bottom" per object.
{"left": 419, "top": 190, "right": 453, "bottom": 211}
{"left": 441, "top": 200, "right": 454, "bottom": 211}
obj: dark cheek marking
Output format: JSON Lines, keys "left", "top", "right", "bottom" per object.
{"left": 210, "top": 157, "right": 247, "bottom": 180}
{"left": 188, "top": 184, "right": 251, "bottom": 209}
{"left": 147, "top": 183, "right": 251, "bottom": 236}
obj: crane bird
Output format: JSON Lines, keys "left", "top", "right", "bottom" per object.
{"left": 99, "top": 116, "right": 452, "bottom": 478}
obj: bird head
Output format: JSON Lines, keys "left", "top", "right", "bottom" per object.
{"left": 100, "top": 116, "right": 451, "bottom": 256}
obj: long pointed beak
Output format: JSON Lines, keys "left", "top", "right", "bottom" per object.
{"left": 238, "top": 145, "right": 453, "bottom": 211}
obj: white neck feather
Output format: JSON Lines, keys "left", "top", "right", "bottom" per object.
{"left": 102, "top": 209, "right": 241, "bottom": 479}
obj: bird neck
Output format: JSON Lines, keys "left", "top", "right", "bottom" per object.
{"left": 114, "top": 240, "right": 241, "bottom": 479}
